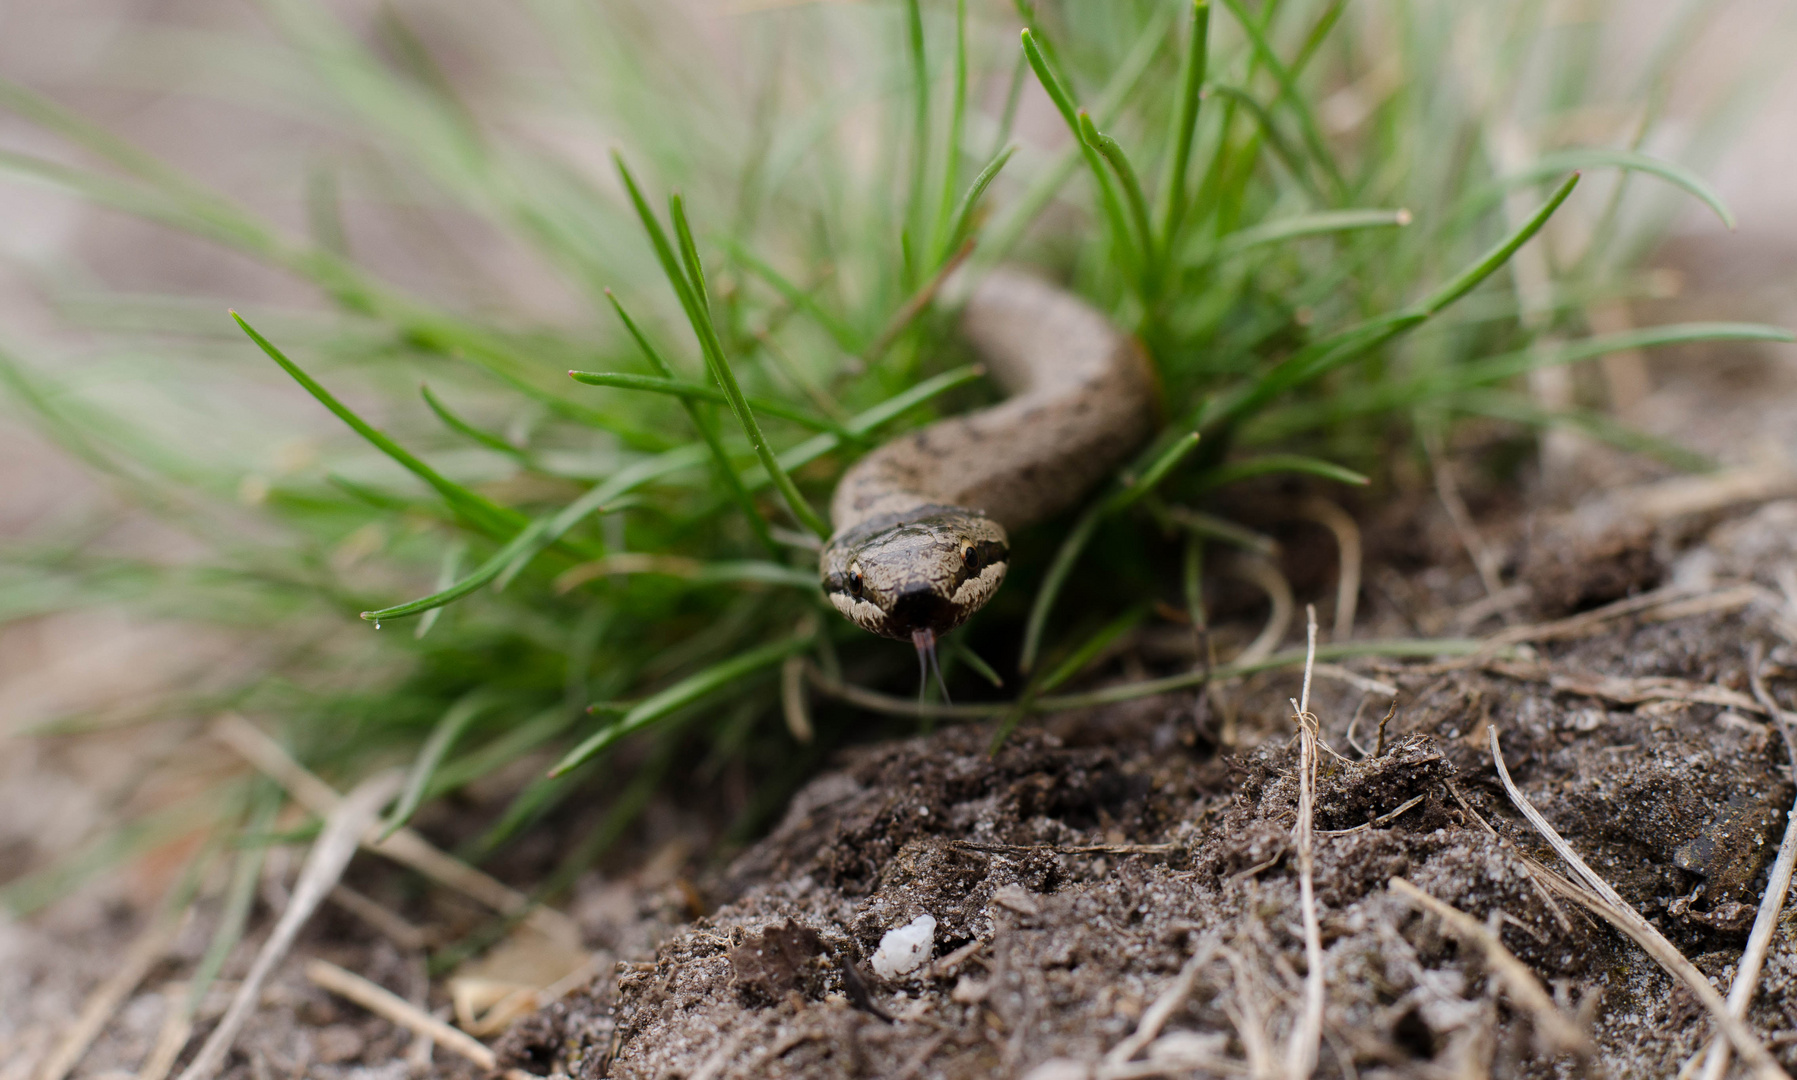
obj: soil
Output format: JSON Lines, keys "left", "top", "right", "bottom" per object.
{"left": 485, "top": 501, "right": 1797, "bottom": 1078}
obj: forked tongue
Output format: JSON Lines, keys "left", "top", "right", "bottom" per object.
{"left": 911, "top": 628, "right": 952, "bottom": 705}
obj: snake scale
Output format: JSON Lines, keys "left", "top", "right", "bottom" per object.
{"left": 820, "top": 269, "right": 1158, "bottom": 654}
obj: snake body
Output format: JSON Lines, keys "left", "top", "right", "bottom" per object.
{"left": 820, "top": 269, "right": 1157, "bottom": 642}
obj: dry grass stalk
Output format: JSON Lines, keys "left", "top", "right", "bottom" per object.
{"left": 328, "top": 884, "right": 430, "bottom": 951}
{"left": 134, "top": 981, "right": 194, "bottom": 1080}
{"left": 33, "top": 908, "right": 187, "bottom": 1080}
{"left": 780, "top": 654, "right": 815, "bottom": 743}
{"left": 1698, "top": 652, "right": 1797, "bottom": 1080}
{"left": 305, "top": 959, "right": 500, "bottom": 1071}
{"left": 1231, "top": 554, "right": 1294, "bottom": 667}
{"left": 1283, "top": 606, "right": 1325, "bottom": 1080}
{"left": 1104, "top": 938, "right": 1219, "bottom": 1064}
{"left": 1482, "top": 583, "right": 1745, "bottom": 649}
{"left": 174, "top": 770, "right": 404, "bottom": 1080}
{"left": 1483, "top": 662, "right": 1772, "bottom": 717}
{"left": 212, "top": 713, "right": 579, "bottom": 944}
{"left": 1296, "top": 497, "right": 1362, "bottom": 641}
{"left": 1387, "top": 877, "right": 1591, "bottom": 1056}
{"left": 1488, "top": 727, "right": 1790, "bottom": 1080}
{"left": 1426, "top": 436, "right": 1507, "bottom": 604}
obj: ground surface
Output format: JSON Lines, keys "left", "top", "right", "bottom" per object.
{"left": 488, "top": 490, "right": 1797, "bottom": 1079}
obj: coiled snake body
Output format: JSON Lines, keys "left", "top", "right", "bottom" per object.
{"left": 820, "top": 269, "right": 1157, "bottom": 649}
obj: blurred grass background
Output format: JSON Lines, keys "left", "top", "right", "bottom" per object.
{"left": 0, "top": 0, "right": 1794, "bottom": 960}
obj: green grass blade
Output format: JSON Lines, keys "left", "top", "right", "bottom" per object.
{"left": 1195, "top": 454, "right": 1370, "bottom": 492}
{"left": 1021, "top": 29, "right": 1142, "bottom": 281}
{"left": 663, "top": 195, "right": 831, "bottom": 538}
{"left": 941, "top": 147, "right": 1015, "bottom": 261}
{"left": 1494, "top": 148, "right": 1734, "bottom": 230}
{"left": 360, "top": 517, "right": 553, "bottom": 622}
{"left": 231, "top": 311, "right": 523, "bottom": 538}
{"left": 980, "top": 7, "right": 1173, "bottom": 265}
{"left": 549, "top": 636, "right": 809, "bottom": 776}
{"left": 764, "top": 365, "right": 985, "bottom": 482}
{"left": 1109, "top": 431, "right": 1202, "bottom": 513}
{"left": 670, "top": 192, "right": 711, "bottom": 309}
{"left": 420, "top": 384, "right": 528, "bottom": 460}
{"left": 568, "top": 370, "right": 843, "bottom": 434}
{"left": 1200, "top": 86, "right": 1323, "bottom": 203}
{"left": 1450, "top": 322, "right": 1794, "bottom": 390}
{"left": 1159, "top": 0, "right": 1212, "bottom": 251}
{"left": 723, "top": 244, "right": 863, "bottom": 352}
{"left": 605, "top": 272, "right": 780, "bottom": 556}
{"left": 379, "top": 690, "right": 499, "bottom": 839}
{"left": 931, "top": 0, "right": 970, "bottom": 262}
{"left": 949, "top": 639, "right": 1004, "bottom": 688}
{"left": 1418, "top": 172, "right": 1580, "bottom": 315}
{"left": 1214, "top": 208, "right": 1411, "bottom": 258}
{"left": 495, "top": 443, "right": 712, "bottom": 588}
{"left": 1452, "top": 391, "right": 1715, "bottom": 472}
{"left": 1019, "top": 433, "right": 1200, "bottom": 673}
{"left": 903, "top": 0, "right": 931, "bottom": 274}
{"left": 1217, "top": 0, "right": 1345, "bottom": 198}
{"left": 414, "top": 540, "right": 467, "bottom": 639}
{"left": 1078, "top": 112, "right": 1157, "bottom": 271}
{"left": 1037, "top": 605, "right": 1150, "bottom": 695}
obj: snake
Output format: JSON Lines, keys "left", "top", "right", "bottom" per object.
{"left": 819, "top": 268, "right": 1158, "bottom": 658}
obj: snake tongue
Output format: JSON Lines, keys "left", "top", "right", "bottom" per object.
{"left": 911, "top": 628, "right": 952, "bottom": 705}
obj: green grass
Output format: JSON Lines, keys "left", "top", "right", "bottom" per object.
{"left": 0, "top": 0, "right": 1789, "bottom": 939}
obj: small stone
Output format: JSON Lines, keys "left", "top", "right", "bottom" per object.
{"left": 870, "top": 914, "right": 936, "bottom": 979}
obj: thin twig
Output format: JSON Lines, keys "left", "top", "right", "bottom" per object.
{"left": 1284, "top": 606, "right": 1325, "bottom": 1079}
{"left": 1389, "top": 877, "right": 1592, "bottom": 1056}
{"left": 306, "top": 959, "right": 499, "bottom": 1071}
{"left": 1700, "top": 651, "right": 1797, "bottom": 1080}
{"left": 1105, "top": 937, "right": 1219, "bottom": 1064}
{"left": 175, "top": 771, "right": 404, "bottom": 1080}
{"left": 1488, "top": 727, "right": 1790, "bottom": 1080}
{"left": 213, "top": 714, "right": 579, "bottom": 944}
{"left": 34, "top": 909, "right": 187, "bottom": 1080}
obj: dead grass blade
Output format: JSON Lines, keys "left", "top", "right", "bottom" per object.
{"left": 213, "top": 714, "right": 579, "bottom": 944}
{"left": 174, "top": 770, "right": 404, "bottom": 1080}
{"left": 305, "top": 959, "right": 500, "bottom": 1071}
{"left": 1104, "top": 937, "right": 1218, "bottom": 1064}
{"left": 1388, "top": 877, "right": 1591, "bottom": 1056}
{"left": 1296, "top": 497, "right": 1361, "bottom": 641}
{"left": 1488, "top": 727, "right": 1790, "bottom": 1080}
{"left": 1284, "top": 606, "right": 1325, "bottom": 1079}
{"left": 1484, "top": 584, "right": 1756, "bottom": 649}
{"left": 1483, "top": 661, "right": 1772, "bottom": 717}
{"left": 34, "top": 908, "right": 187, "bottom": 1080}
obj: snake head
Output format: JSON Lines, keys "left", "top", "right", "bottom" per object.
{"left": 819, "top": 508, "right": 1009, "bottom": 640}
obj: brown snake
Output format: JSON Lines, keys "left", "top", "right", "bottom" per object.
{"left": 819, "top": 269, "right": 1157, "bottom": 660}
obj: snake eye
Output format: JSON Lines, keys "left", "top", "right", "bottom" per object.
{"left": 962, "top": 545, "right": 979, "bottom": 569}
{"left": 848, "top": 567, "right": 864, "bottom": 598}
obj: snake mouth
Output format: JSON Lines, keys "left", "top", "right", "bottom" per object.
{"left": 885, "top": 584, "right": 959, "bottom": 636}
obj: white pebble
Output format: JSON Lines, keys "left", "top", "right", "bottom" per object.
{"left": 871, "top": 913, "right": 936, "bottom": 979}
